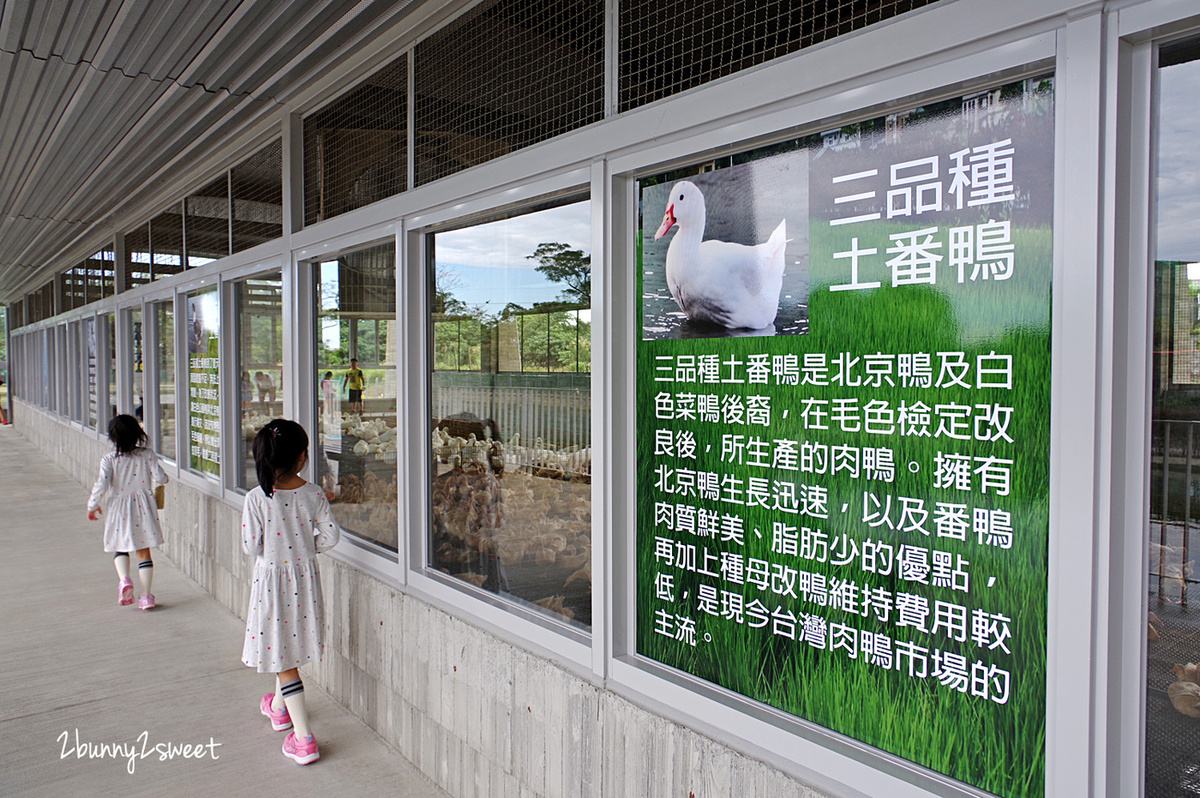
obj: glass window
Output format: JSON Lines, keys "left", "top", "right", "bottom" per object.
{"left": 48, "top": 329, "right": 55, "bottom": 411}
{"left": 56, "top": 325, "right": 67, "bottom": 414}
{"left": 128, "top": 309, "right": 144, "bottom": 422}
{"left": 314, "top": 242, "right": 398, "bottom": 551}
{"left": 235, "top": 273, "right": 284, "bottom": 490}
{"left": 84, "top": 317, "right": 97, "bottom": 429}
{"left": 185, "top": 289, "right": 220, "bottom": 477}
{"left": 1147, "top": 37, "right": 1200, "bottom": 797}
{"left": 0, "top": 308, "right": 7, "bottom": 418}
{"left": 105, "top": 314, "right": 116, "bottom": 418}
{"left": 427, "top": 199, "right": 592, "bottom": 629}
{"left": 68, "top": 321, "right": 81, "bottom": 422}
{"left": 155, "top": 301, "right": 176, "bottom": 461}
{"left": 40, "top": 328, "right": 51, "bottom": 409}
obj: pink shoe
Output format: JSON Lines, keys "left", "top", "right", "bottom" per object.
{"left": 282, "top": 732, "right": 319, "bottom": 765}
{"left": 260, "top": 693, "right": 292, "bottom": 731}
{"left": 118, "top": 577, "right": 134, "bottom": 606}
{"left": 137, "top": 594, "right": 155, "bottom": 610}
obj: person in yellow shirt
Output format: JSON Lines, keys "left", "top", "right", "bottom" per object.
{"left": 342, "top": 358, "right": 365, "bottom": 414}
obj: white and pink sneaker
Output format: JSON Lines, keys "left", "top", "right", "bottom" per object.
{"left": 259, "top": 693, "right": 292, "bottom": 731}
{"left": 282, "top": 732, "right": 319, "bottom": 765}
{"left": 118, "top": 577, "right": 134, "bottom": 606}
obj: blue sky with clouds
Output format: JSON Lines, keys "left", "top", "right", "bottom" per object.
{"left": 435, "top": 201, "right": 591, "bottom": 309}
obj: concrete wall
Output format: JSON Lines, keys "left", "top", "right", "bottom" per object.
{"left": 15, "top": 399, "right": 825, "bottom": 798}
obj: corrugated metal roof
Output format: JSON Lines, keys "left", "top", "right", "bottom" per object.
{"left": 0, "top": 0, "right": 427, "bottom": 304}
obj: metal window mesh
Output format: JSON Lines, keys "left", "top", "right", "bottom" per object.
{"left": 94, "top": 246, "right": 116, "bottom": 298}
{"left": 124, "top": 224, "right": 152, "bottom": 290}
{"left": 64, "top": 267, "right": 85, "bottom": 311}
{"left": 619, "top": 0, "right": 940, "bottom": 112}
{"left": 304, "top": 58, "right": 408, "bottom": 227}
{"left": 186, "top": 176, "right": 231, "bottom": 264}
{"left": 151, "top": 205, "right": 185, "bottom": 281}
{"left": 414, "top": 0, "right": 603, "bottom": 187}
{"left": 232, "top": 139, "right": 283, "bottom": 254}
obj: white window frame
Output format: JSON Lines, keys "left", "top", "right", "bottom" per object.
{"left": 597, "top": 14, "right": 1075, "bottom": 798}
{"left": 295, "top": 224, "right": 403, "bottom": 587}
{"left": 1106, "top": 7, "right": 1200, "bottom": 797}
{"left": 402, "top": 168, "right": 597, "bottom": 669}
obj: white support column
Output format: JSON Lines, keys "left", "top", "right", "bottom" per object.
{"left": 1047, "top": 12, "right": 1106, "bottom": 798}
{"left": 219, "top": 277, "right": 238, "bottom": 492}
{"left": 590, "top": 157, "right": 612, "bottom": 680}
{"left": 282, "top": 112, "right": 304, "bottom": 237}
{"left": 1102, "top": 30, "right": 1156, "bottom": 798}
{"left": 281, "top": 111, "right": 313, "bottom": 479}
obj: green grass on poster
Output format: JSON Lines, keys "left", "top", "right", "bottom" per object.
{"left": 634, "top": 223, "right": 1051, "bottom": 798}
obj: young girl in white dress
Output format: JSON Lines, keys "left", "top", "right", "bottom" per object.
{"left": 241, "top": 418, "right": 339, "bottom": 765}
{"left": 87, "top": 414, "right": 169, "bottom": 609}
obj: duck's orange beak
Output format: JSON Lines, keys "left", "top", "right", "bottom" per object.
{"left": 653, "top": 204, "right": 676, "bottom": 240}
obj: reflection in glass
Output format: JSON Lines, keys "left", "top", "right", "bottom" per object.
{"left": 314, "top": 242, "right": 398, "bottom": 550}
{"left": 105, "top": 314, "right": 117, "bottom": 417}
{"left": 156, "top": 302, "right": 176, "bottom": 461}
{"left": 186, "top": 290, "right": 220, "bottom": 477}
{"left": 84, "top": 317, "right": 97, "bottom": 429}
{"left": 235, "top": 274, "right": 284, "bottom": 490}
{"left": 1148, "top": 41, "right": 1200, "bottom": 797}
{"left": 68, "top": 321, "right": 81, "bottom": 422}
{"left": 129, "top": 309, "right": 144, "bottom": 422}
{"left": 428, "top": 199, "right": 592, "bottom": 629}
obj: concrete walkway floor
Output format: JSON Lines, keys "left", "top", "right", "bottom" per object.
{"left": 0, "top": 427, "right": 448, "bottom": 798}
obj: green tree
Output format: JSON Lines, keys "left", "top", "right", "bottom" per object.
{"left": 527, "top": 243, "right": 590, "bottom": 305}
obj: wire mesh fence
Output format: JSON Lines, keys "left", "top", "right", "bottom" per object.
{"left": 413, "top": 0, "right": 603, "bottom": 186}
{"left": 304, "top": 57, "right": 408, "bottom": 226}
{"left": 619, "top": 0, "right": 940, "bottom": 111}
{"left": 232, "top": 139, "right": 283, "bottom": 253}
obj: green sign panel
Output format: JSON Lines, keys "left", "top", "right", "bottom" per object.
{"left": 636, "top": 77, "right": 1054, "bottom": 797}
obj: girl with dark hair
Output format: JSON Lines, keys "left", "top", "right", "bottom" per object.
{"left": 86, "top": 414, "right": 169, "bottom": 609}
{"left": 241, "top": 418, "right": 339, "bottom": 765}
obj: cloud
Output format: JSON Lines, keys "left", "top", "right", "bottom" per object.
{"left": 1158, "top": 60, "right": 1200, "bottom": 261}
{"left": 434, "top": 201, "right": 591, "bottom": 270}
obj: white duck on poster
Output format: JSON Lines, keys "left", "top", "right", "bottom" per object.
{"left": 654, "top": 180, "right": 787, "bottom": 330}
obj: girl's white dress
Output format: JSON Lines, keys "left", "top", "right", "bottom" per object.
{"left": 241, "top": 482, "right": 340, "bottom": 673}
{"left": 87, "top": 447, "right": 169, "bottom": 552}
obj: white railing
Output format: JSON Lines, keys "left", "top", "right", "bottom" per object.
{"left": 432, "top": 384, "right": 591, "bottom": 455}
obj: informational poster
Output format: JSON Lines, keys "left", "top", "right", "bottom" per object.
{"left": 636, "top": 77, "right": 1053, "bottom": 798}
{"left": 187, "top": 290, "right": 220, "bottom": 476}
{"left": 85, "top": 318, "right": 97, "bottom": 428}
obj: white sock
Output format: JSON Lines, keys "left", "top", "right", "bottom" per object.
{"left": 280, "top": 678, "right": 310, "bottom": 738}
{"left": 272, "top": 677, "right": 285, "bottom": 712}
{"left": 113, "top": 553, "right": 130, "bottom": 580}
{"left": 138, "top": 560, "right": 153, "bottom": 595}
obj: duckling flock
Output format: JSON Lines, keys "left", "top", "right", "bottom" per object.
{"left": 430, "top": 426, "right": 591, "bottom": 623}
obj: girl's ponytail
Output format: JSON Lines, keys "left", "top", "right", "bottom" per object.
{"left": 251, "top": 419, "right": 309, "bottom": 497}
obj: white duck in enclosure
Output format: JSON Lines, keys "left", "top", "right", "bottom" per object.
{"left": 654, "top": 180, "right": 787, "bottom": 330}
